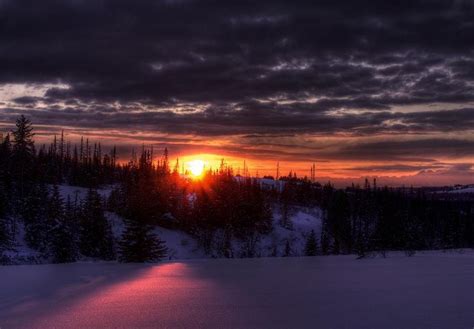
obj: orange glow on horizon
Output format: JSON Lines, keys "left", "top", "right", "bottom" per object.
{"left": 21, "top": 131, "right": 474, "bottom": 186}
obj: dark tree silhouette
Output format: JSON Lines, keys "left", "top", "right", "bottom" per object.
{"left": 79, "top": 189, "right": 115, "bottom": 260}
{"left": 304, "top": 230, "right": 318, "bottom": 256}
{"left": 49, "top": 185, "right": 78, "bottom": 263}
{"left": 12, "top": 115, "right": 35, "bottom": 199}
{"left": 119, "top": 218, "right": 167, "bottom": 262}
{"left": 23, "top": 182, "right": 50, "bottom": 252}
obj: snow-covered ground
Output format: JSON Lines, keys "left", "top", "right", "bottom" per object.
{"left": 57, "top": 184, "right": 114, "bottom": 201}
{"left": 448, "top": 187, "right": 474, "bottom": 194}
{"left": 148, "top": 206, "right": 322, "bottom": 260}
{"left": 160, "top": 206, "right": 322, "bottom": 259}
{"left": 1, "top": 251, "right": 473, "bottom": 329}
{"left": 433, "top": 185, "right": 474, "bottom": 194}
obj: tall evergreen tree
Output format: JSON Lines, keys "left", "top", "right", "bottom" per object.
{"left": 320, "top": 210, "right": 331, "bottom": 255}
{"left": 48, "top": 186, "right": 78, "bottom": 263}
{"left": 79, "top": 189, "right": 115, "bottom": 260}
{"left": 304, "top": 230, "right": 318, "bottom": 256}
{"left": 0, "top": 183, "right": 9, "bottom": 221}
{"left": 283, "top": 240, "right": 292, "bottom": 257}
{"left": 23, "top": 182, "right": 50, "bottom": 252}
{"left": 0, "top": 133, "right": 12, "bottom": 182}
{"left": 12, "top": 115, "right": 35, "bottom": 159}
{"left": 0, "top": 217, "right": 11, "bottom": 255}
{"left": 279, "top": 182, "right": 295, "bottom": 229}
{"left": 119, "top": 218, "right": 167, "bottom": 262}
{"left": 12, "top": 115, "right": 35, "bottom": 198}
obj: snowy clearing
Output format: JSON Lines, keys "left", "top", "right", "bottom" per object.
{"left": 448, "top": 187, "right": 474, "bottom": 194}
{"left": 57, "top": 184, "right": 114, "bottom": 201}
{"left": 1, "top": 251, "right": 474, "bottom": 329}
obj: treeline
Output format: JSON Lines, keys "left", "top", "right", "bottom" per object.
{"left": 1, "top": 115, "right": 474, "bottom": 264}
{"left": 300, "top": 181, "right": 474, "bottom": 257}
{"left": 1, "top": 117, "right": 118, "bottom": 189}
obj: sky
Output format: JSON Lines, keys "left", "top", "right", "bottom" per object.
{"left": 0, "top": 0, "right": 474, "bottom": 186}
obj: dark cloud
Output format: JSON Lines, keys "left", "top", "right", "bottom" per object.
{"left": 336, "top": 139, "right": 474, "bottom": 160}
{"left": 11, "top": 96, "right": 41, "bottom": 105}
{"left": 2, "top": 104, "right": 474, "bottom": 138}
{"left": 0, "top": 0, "right": 473, "bottom": 108}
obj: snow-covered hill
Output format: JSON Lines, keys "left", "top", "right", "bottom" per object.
{"left": 449, "top": 186, "right": 474, "bottom": 194}
{"left": 434, "top": 184, "right": 474, "bottom": 194}
{"left": 4, "top": 185, "right": 323, "bottom": 264}
{"left": 106, "top": 206, "right": 323, "bottom": 260}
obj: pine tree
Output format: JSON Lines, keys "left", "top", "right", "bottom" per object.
{"left": 355, "top": 217, "right": 368, "bottom": 258}
{"left": 283, "top": 240, "right": 292, "bottom": 257}
{"left": 0, "top": 183, "right": 9, "bottom": 221}
{"left": 12, "top": 115, "right": 35, "bottom": 199}
{"left": 0, "top": 219, "right": 10, "bottom": 264}
{"left": 304, "top": 230, "right": 318, "bottom": 256}
{"left": 79, "top": 189, "right": 115, "bottom": 260}
{"left": 23, "top": 182, "right": 50, "bottom": 252}
{"left": 12, "top": 115, "right": 35, "bottom": 159}
{"left": 0, "top": 133, "right": 12, "bottom": 178}
{"left": 0, "top": 217, "right": 11, "bottom": 254}
{"left": 119, "top": 217, "right": 167, "bottom": 262}
{"left": 320, "top": 211, "right": 331, "bottom": 255}
{"left": 48, "top": 186, "right": 78, "bottom": 263}
{"left": 51, "top": 219, "right": 77, "bottom": 263}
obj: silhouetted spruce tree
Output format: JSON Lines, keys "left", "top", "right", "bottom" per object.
{"left": 279, "top": 182, "right": 295, "bottom": 229}
{"left": 0, "top": 134, "right": 12, "bottom": 189}
{"left": 0, "top": 215, "right": 11, "bottom": 255}
{"left": 329, "top": 190, "right": 352, "bottom": 254}
{"left": 320, "top": 210, "right": 331, "bottom": 255}
{"left": 64, "top": 195, "right": 80, "bottom": 242}
{"left": 191, "top": 186, "right": 216, "bottom": 254}
{"left": 0, "top": 219, "right": 10, "bottom": 264}
{"left": 79, "top": 189, "right": 115, "bottom": 260}
{"left": 355, "top": 215, "right": 369, "bottom": 258}
{"left": 0, "top": 183, "right": 10, "bottom": 221}
{"left": 304, "top": 229, "right": 318, "bottom": 256}
{"left": 48, "top": 185, "right": 78, "bottom": 263}
{"left": 463, "top": 208, "right": 474, "bottom": 248}
{"left": 283, "top": 240, "right": 292, "bottom": 257}
{"left": 23, "top": 182, "right": 50, "bottom": 252}
{"left": 218, "top": 228, "right": 234, "bottom": 258}
{"left": 119, "top": 218, "right": 167, "bottom": 262}
{"left": 11, "top": 115, "right": 35, "bottom": 199}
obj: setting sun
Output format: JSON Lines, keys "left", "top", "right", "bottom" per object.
{"left": 187, "top": 159, "right": 205, "bottom": 177}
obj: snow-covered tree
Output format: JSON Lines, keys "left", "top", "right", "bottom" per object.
{"left": 119, "top": 218, "right": 167, "bottom": 262}
{"left": 283, "top": 240, "right": 292, "bottom": 257}
{"left": 304, "top": 230, "right": 318, "bottom": 256}
{"left": 49, "top": 186, "right": 78, "bottom": 263}
{"left": 23, "top": 182, "right": 50, "bottom": 252}
{"left": 79, "top": 189, "right": 115, "bottom": 260}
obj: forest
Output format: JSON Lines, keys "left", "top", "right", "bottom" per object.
{"left": 0, "top": 116, "right": 473, "bottom": 264}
